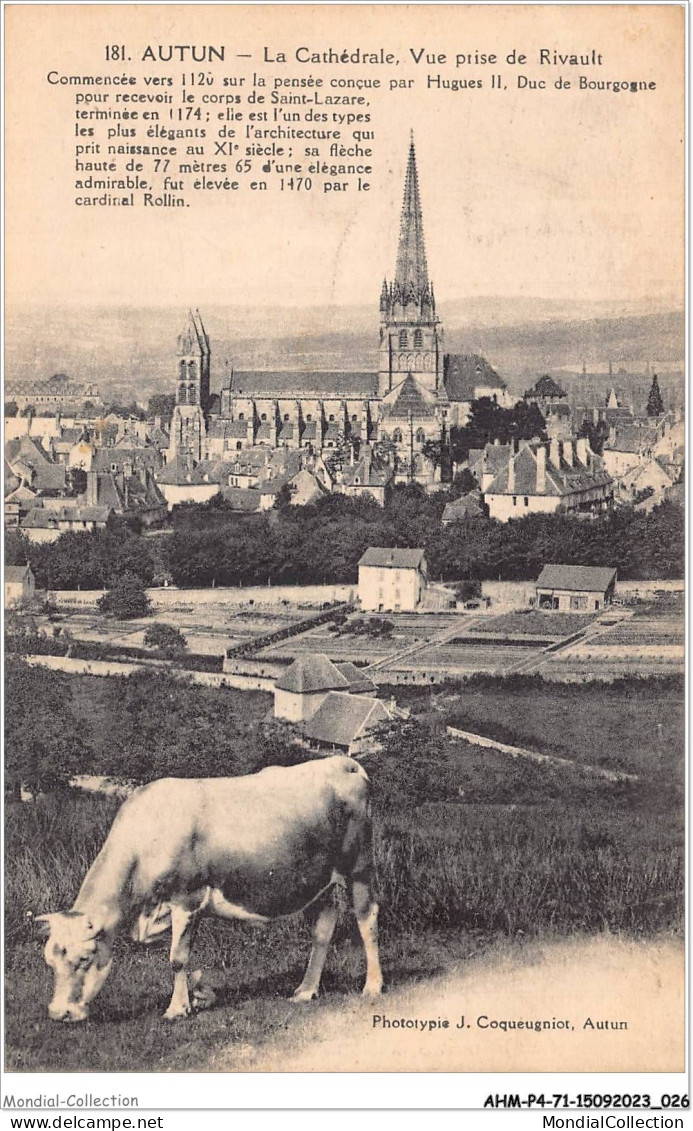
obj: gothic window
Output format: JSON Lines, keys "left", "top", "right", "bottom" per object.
{"left": 188, "top": 361, "right": 196, "bottom": 378}
{"left": 179, "top": 361, "right": 187, "bottom": 379}
{"left": 399, "top": 330, "right": 408, "bottom": 348}
{"left": 398, "top": 353, "right": 407, "bottom": 369}
{"left": 393, "top": 428, "right": 403, "bottom": 443}
{"left": 179, "top": 385, "right": 187, "bottom": 405}
{"left": 236, "top": 442, "right": 243, "bottom": 451}
{"left": 188, "top": 384, "right": 197, "bottom": 404}
{"left": 416, "top": 428, "right": 426, "bottom": 443}
{"left": 414, "top": 329, "right": 423, "bottom": 348}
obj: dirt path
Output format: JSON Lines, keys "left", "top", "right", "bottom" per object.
{"left": 208, "top": 935, "right": 683, "bottom": 1073}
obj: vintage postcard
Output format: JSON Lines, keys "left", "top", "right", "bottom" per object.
{"left": 2, "top": 0, "right": 686, "bottom": 1107}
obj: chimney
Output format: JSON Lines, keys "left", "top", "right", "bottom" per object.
{"left": 536, "top": 444, "right": 547, "bottom": 493}
{"left": 563, "top": 440, "right": 574, "bottom": 467}
{"left": 507, "top": 451, "right": 515, "bottom": 495}
{"left": 576, "top": 436, "right": 589, "bottom": 466}
{"left": 481, "top": 454, "right": 494, "bottom": 492}
{"left": 549, "top": 438, "right": 561, "bottom": 467}
{"left": 86, "top": 469, "right": 98, "bottom": 507}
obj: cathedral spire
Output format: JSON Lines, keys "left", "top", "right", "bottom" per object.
{"left": 394, "top": 134, "right": 429, "bottom": 297}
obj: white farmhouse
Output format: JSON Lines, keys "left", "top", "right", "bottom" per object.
{"left": 358, "top": 547, "right": 428, "bottom": 612}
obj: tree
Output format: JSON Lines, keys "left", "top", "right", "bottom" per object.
{"left": 147, "top": 393, "right": 176, "bottom": 424}
{"left": 273, "top": 482, "right": 294, "bottom": 510}
{"left": 577, "top": 417, "right": 610, "bottom": 456}
{"left": 449, "top": 398, "right": 546, "bottom": 463}
{"left": 97, "top": 572, "right": 152, "bottom": 619}
{"left": 5, "top": 400, "right": 18, "bottom": 417}
{"left": 20, "top": 404, "right": 35, "bottom": 419}
{"left": 143, "top": 623, "right": 188, "bottom": 657}
{"left": 646, "top": 374, "right": 664, "bottom": 418}
{"left": 5, "top": 659, "right": 90, "bottom": 797}
{"left": 448, "top": 468, "right": 477, "bottom": 499}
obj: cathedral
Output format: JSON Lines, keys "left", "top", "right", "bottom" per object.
{"left": 167, "top": 137, "right": 509, "bottom": 487}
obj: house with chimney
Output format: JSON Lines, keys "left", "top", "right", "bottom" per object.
{"left": 337, "top": 448, "right": 394, "bottom": 506}
{"left": 358, "top": 547, "right": 428, "bottom": 611}
{"left": 472, "top": 437, "right": 613, "bottom": 522}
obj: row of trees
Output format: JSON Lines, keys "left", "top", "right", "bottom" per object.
{"left": 6, "top": 487, "right": 684, "bottom": 590}
{"left": 5, "top": 661, "right": 300, "bottom": 798}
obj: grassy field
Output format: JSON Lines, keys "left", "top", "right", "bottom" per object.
{"left": 437, "top": 675, "right": 684, "bottom": 778}
{"left": 5, "top": 667, "right": 683, "bottom": 1072}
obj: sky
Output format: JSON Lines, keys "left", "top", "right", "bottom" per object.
{"left": 5, "top": 5, "right": 684, "bottom": 311}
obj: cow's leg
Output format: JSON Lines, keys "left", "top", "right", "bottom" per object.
{"left": 163, "top": 902, "right": 200, "bottom": 1021}
{"left": 292, "top": 893, "right": 339, "bottom": 1003}
{"left": 351, "top": 877, "right": 383, "bottom": 997}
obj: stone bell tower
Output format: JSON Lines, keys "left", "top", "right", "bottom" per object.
{"left": 168, "top": 310, "right": 211, "bottom": 463}
{"left": 378, "top": 136, "right": 444, "bottom": 398}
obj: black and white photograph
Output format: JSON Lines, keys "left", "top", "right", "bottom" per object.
{"left": 2, "top": 0, "right": 686, "bottom": 1101}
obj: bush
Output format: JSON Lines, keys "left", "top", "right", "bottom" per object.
{"left": 97, "top": 573, "right": 152, "bottom": 619}
{"left": 143, "top": 623, "right": 187, "bottom": 656}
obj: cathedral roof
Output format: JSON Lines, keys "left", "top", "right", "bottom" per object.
{"left": 380, "top": 374, "right": 437, "bottom": 419}
{"left": 443, "top": 354, "right": 507, "bottom": 402}
{"left": 228, "top": 371, "right": 378, "bottom": 398}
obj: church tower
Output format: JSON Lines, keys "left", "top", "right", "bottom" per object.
{"left": 378, "top": 136, "right": 444, "bottom": 398}
{"left": 168, "top": 310, "right": 211, "bottom": 463}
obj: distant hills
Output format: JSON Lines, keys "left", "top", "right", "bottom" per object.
{"left": 5, "top": 300, "right": 684, "bottom": 405}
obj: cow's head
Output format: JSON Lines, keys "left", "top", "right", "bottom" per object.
{"left": 37, "top": 911, "right": 113, "bottom": 1022}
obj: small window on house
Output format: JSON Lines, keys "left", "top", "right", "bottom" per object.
{"left": 393, "top": 429, "right": 403, "bottom": 443}
{"left": 236, "top": 441, "right": 242, "bottom": 450}
{"left": 414, "top": 329, "right": 423, "bottom": 348}
{"left": 306, "top": 413, "right": 312, "bottom": 421}
{"left": 416, "top": 428, "right": 425, "bottom": 443}
{"left": 399, "top": 330, "right": 408, "bottom": 348}
{"left": 524, "top": 496, "right": 529, "bottom": 506}
{"left": 351, "top": 414, "right": 358, "bottom": 421}
{"left": 238, "top": 412, "right": 244, "bottom": 420}
{"left": 354, "top": 477, "right": 360, "bottom": 485}
{"left": 284, "top": 413, "right": 290, "bottom": 421}
{"left": 261, "top": 413, "right": 267, "bottom": 421}
{"left": 329, "top": 414, "right": 335, "bottom": 422}
{"left": 512, "top": 496, "right": 517, "bottom": 505}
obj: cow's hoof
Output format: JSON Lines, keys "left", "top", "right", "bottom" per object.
{"left": 163, "top": 1004, "right": 192, "bottom": 1021}
{"left": 291, "top": 988, "right": 317, "bottom": 1003}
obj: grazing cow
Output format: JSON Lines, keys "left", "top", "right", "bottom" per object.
{"left": 37, "top": 756, "right": 382, "bottom": 1022}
